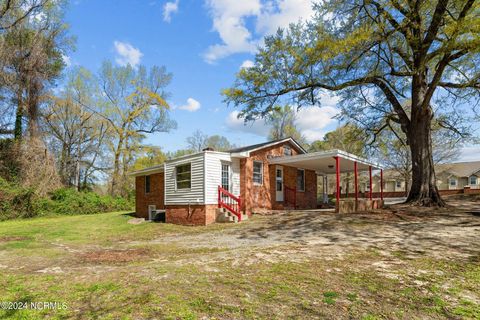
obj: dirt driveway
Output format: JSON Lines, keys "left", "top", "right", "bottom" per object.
{"left": 134, "top": 201, "right": 480, "bottom": 264}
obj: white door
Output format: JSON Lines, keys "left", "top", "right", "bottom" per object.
{"left": 276, "top": 166, "right": 284, "bottom": 202}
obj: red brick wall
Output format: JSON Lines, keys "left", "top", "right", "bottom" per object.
{"left": 135, "top": 172, "right": 165, "bottom": 219}
{"left": 239, "top": 141, "right": 316, "bottom": 214}
{"left": 463, "top": 187, "right": 480, "bottom": 195}
{"left": 165, "top": 204, "right": 217, "bottom": 226}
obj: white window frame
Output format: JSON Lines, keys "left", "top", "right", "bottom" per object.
{"left": 297, "top": 169, "right": 305, "bottom": 192}
{"left": 449, "top": 177, "right": 457, "bottom": 188}
{"left": 396, "top": 180, "right": 402, "bottom": 189}
{"left": 221, "top": 163, "right": 230, "bottom": 191}
{"left": 175, "top": 163, "right": 191, "bottom": 190}
{"left": 253, "top": 161, "right": 263, "bottom": 186}
{"left": 470, "top": 175, "right": 478, "bottom": 186}
{"left": 284, "top": 145, "right": 292, "bottom": 156}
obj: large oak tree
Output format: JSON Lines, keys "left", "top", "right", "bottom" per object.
{"left": 224, "top": 0, "right": 480, "bottom": 206}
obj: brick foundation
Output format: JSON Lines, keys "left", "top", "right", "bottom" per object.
{"left": 165, "top": 204, "right": 217, "bottom": 226}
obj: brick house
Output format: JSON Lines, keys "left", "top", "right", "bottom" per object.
{"left": 132, "top": 137, "right": 383, "bottom": 225}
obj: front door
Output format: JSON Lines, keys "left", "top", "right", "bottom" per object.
{"left": 276, "top": 166, "right": 284, "bottom": 202}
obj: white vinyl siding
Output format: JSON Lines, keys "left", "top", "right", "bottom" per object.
{"left": 165, "top": 153, "right": 204, "bottom": 205}
{"left": 204, "top": 152, "right": 240, "bottom": 204}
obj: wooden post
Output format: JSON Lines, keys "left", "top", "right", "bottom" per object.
{"left": 369, "top": 166, "right": 372, "bottom": 200}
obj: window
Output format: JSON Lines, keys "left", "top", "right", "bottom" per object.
{"left": 449, "top": 177, "right": 457, "bottom": 186}
{"left": 253, "top": 161, "right": 263, "bottom": 185}
{"left": 284, "top": 145, "right": 292, "bottom": 156}
{"left": 221, "top": 164, "right": 230, "bottom": 191}
{"left": 470, "top": 176, "right": 478, "bottom": 185}
{"left": 297, "top": 169, "right": 305, "bottom": 192}
{"left": 396, "top": 180, "right": 402, "bottom": 188}
{"left": 145, "top": 175, "right": 151, "bottom": 193}
{"left": 176, "top": 163, "right": 191, "bottom": 189}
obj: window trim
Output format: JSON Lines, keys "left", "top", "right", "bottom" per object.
{"left": 297, "top": 169, "right": 305, "bottom": 192}
{"left": 252, "top": 161, "right": 264, "bottom": 186}
{"left": 221, "top": 163, "right": 231, "bottom": 191}
{"left": 175, "top": 163, "right": 192, "bottom": 190}
{"left": 470, "top": 175, "right": 478, "bottom": 185}
{"left": 449, "top": 177, "right": 457, "bottom": 187}
{"left": 396, "top": 180, "right": 402, "bottom": 188}
{"left": 145, "top": 175, "right": 151, "bottom": 194}
{"left": 283, "top": 145, "right": 292, "bottom": 156}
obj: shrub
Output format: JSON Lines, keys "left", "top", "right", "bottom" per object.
{"left": 0, "top": 177, "right": 36, "bottom": 220}
{"left": 0, "top": 179, "right": 133, "bottom": 221}
{"left": 37, "top": 188, "right": 133, "bottom": 216}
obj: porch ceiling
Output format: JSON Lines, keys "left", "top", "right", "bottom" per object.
{"left": 268, "top": 149, "right": 382, "bottom": 175}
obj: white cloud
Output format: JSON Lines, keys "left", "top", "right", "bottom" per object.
{"left": 163, "top": 0, "right": 179, "bottom": 22}
{"left": 113, "top": 41, "right": 143, "bottom": 67}
{"left": 204, "top": 0, "right": 314, "bottom": 63}
{"left": 204, "top": 0, "right": 261, "bottom": 63}
{"left": 225, "top": 110, "right": 270, "bottom": 136}
{"left": 256, "top": 0, "right": 314, "bottom": 35}
{"left": 225, "top": 92, "right": 340, "bottom": 141}
{"left": 178, "top": 98, "right": 201, "bottom": 112}
{"left": 240, "top": 59, "right": 255, "bottom": 69}
{"left": 459, "top": 146, "right": 480, "bottom": 162}
{"left": 295, "top": 105, "right": 339, "bottom": 142}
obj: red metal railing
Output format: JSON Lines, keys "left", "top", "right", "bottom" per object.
{"left": 284, "top": 186, "right": 296, "bottom": 209}
{"left": 218, "top": 186, "right": 242, "bottom": 221}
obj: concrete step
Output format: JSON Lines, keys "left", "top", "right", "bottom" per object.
{"left": 215, "top": 208, "right": 247, "bottom": 223}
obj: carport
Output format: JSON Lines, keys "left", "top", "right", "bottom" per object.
{"left": 269, "top": 149, "right": 384, "bottom": 213}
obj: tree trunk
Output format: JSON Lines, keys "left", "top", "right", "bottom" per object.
{"left": 14, "top": 89, "right": 23, "bottom": 140}
{"left": 110, "top": 136, "right": 124, "bottom": 196}
{"left": 405, "top": 96, "right": 445, "bottom": 206}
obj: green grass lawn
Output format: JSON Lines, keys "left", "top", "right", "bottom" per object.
{"left": 0, "top": 211, "right": 479, "bottom": 319}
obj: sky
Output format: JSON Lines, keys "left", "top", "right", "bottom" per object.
{"left": 64, "top": 0, "right": 479, "bottom": 160}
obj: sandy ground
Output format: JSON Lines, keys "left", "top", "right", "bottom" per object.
{"left": 127, "top": 199, "right": 480, "bottom": 268}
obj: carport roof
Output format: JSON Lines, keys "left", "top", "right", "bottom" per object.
{"left": 269, "top": 149, "right": 383, "bottom": 174}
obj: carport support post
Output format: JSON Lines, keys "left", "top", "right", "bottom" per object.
{"left": 354, "top": 162, "right": 358, "bottom": 199}
{"left": 334, "top": 156, "right": 340, "bottom": 212}
{"left": 380, "top": 169, "right": 384, "bottom": 200}
{"left": 369, "top": 166, "right": 373, "bottom": 200}
{"left": 354, "top": 161, "right": 358, "bottom": 205}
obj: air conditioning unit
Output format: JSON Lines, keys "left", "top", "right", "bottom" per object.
{"left": 148, "top": 205, "right": 157, "bottom": 221}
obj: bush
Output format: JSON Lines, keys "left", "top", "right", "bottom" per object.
{"left": 37, "top": 188, "right": 133, "bottom": 216}
{"left": 0, "top": 177, "right": 36, "bottom": 220}
{"left": 0, "top": 179, "right": 134, "bottom": 221}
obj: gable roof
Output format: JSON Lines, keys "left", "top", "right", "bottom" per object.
{"left": 228, "top": 137, "right": 307, "bottom": 154}
{"left": 436, "top": 160, "right": 480, "bottom": 177}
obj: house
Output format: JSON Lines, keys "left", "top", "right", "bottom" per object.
{"left": 131, "top": 137, "right": 383, "bottom": 225}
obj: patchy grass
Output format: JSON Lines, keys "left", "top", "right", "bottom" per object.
{"left": 0, "top": 206, "right": 479, "bottom": 319}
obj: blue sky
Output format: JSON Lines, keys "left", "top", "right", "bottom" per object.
{"left": 64, "top": 0, "right": 340, "bottom": 152}
{"left": 64, "top": 0, "right": 479, "bottom": 160}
